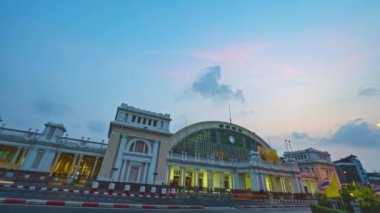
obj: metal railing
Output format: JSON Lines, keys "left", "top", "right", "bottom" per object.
{"left": 168, "top": 152, "right": 299, "bottom": 172}
{"left": 0, "top": 126, "right": 107, "bottom": 153}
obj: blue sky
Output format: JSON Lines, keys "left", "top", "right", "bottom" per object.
{"left": 1, "top": 0, "right": 380, "bottom": 171}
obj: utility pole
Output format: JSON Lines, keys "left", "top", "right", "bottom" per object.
{"left": 228, "top": 104, "right": 232, "bottom": 124}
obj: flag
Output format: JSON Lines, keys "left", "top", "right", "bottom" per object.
{"left": 318, "top": 178, "right": 330, "bottom": 191}
{"left": 323, "top": 175, "right": 340, "bottom": 198}
{"left": 258, "top": 146, "right": 279, "bottom": 163}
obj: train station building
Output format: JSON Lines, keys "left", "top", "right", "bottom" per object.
{"left": 0, "top": 103, "right": 340, "bottom": 194}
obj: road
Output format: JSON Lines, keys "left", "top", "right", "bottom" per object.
{"left": 0, "top": 204, "right": 312, "bottom": 213}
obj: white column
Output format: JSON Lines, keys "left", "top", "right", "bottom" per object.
{"left": 11, "top": 147, "right": 22, "bottom": 163}
{"left": 112, "top": 135, "right": 128, "bottom": 180}
{"left": 49, "top": 152, "right": 61, "bottom": 176}
{"left": 220, "top": 172, "right": 224, "bottom": 189}
{"left": 90, "top": 157, "right": 99, "bottom": 179}
{"left": 166, "top": 165, "right": 171, "bottom": 185}
{"left": 260, "top": 173, "right": 268, "bottom": 191}
{"left": 143, "top": 162, "right": 149, "bottom": 183}
{"left": 250, "top": 171, "right": 260, "bottom": 192}
{"left": 292, "top": 176, "right": 301, "bottom": 193}
{"left": 118, "top": 159, "right": 125, "bottom": 182}
{"left": 147, "top": 141, "right": 159, "bottom": 184}
{"left": 125, "top": 165, "right": 131, "bottom": 182}
{"left": 208, "top": 170, "right": 213, "bottom": 190}
{"left": 73, "top": 154, "right": 83, "bottom": 176}
{"left": 180, "top": 167, "right": 185, "bottom": 186}
{"left": 232, "top": 172, "right": 238, "bottom": 189}
{"left": 20, "top": 147, "right": 37, "bottom": 170}
{"left": 195, "top": 169, "right": 199, "bottom": 187}
{"left": 137, "top": 166, "right": 142, "bottom": 183}
{"left": 17, "top": 148, "right": 28, "bottom": 169}
{"left": 298, "top": 177, "right": 304, "bottom": 193}
{"left": 68, "top": 154, "right": 78, "bottom": 176}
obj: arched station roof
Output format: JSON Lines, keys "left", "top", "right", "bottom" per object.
{"left": 169, "top": 121, "right": 270, "bottom": 161}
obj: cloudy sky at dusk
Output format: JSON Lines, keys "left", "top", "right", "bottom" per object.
{"left": 1, "top": 1, "right": 379, "bottom": 171}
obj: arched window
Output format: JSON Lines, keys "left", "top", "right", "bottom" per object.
{"left": 129, "top": 140, "right": 148, "bottom": 154}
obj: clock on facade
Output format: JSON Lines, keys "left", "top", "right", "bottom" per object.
{"left": 229, "top": 135, "right": 235, "bottom": 144}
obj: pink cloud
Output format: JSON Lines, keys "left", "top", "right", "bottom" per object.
{"left": 192, "top": 41, "right": 270, "bottom": 65}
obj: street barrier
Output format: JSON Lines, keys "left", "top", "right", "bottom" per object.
{"left": 139, "top": 186, "right": 146, "bottom": 197}
{"left": 108, "top": 183, "right": 115, "bottom": 195}
{"left": 124, "top": 184, "right": 130, "bottom": 196}
{"left": 91, "top": 181, "right": 99, "bottom": 193}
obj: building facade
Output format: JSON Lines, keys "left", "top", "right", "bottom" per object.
{"left": 334, "top": 155, "right": 368, "bottom": 185}
{"left": 284, "top": 148, "right": 341, "bottom": 194}
{"left": 0, "top": 122, "right": 105, "bottom": 183}
{"left": 96, "top": 104, "right": 304, "bottom": 193}
{"left": 1, "top": 103, "right": 316, "bottom": 194}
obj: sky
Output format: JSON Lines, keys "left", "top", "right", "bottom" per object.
{"left": 0, "top": 0, "right": 380, "bottom": 171}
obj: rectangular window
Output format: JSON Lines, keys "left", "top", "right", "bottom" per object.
{"left": 129, "top": 166, "right": 139, "bottom": 182}
{"left": 137, "top": 117, "right": 141, "bottom": 123}
{"left": 148, "top": 119, "right": 152, "bottom": 126}
{"left": 124, "top": 113, "right": 129, "bottom": 121}
{"left": 153, "top": 120, "right": 157, "bottom": 127}
{"left": 31, "top": 149, "right": 45, "bottom": 169}
{"left": 143, "top": 118, "right": 146, "bottom": 125}
{"left": 132, "top": 116, "right": 136, "bottom": 122}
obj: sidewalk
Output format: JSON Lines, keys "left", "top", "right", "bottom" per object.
{"left": 0, "top": 197, "right": 312, "bottom": 210}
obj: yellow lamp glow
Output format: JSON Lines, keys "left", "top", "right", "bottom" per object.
{"left": 376, "top": 123, "right": 380, "bottom": 128}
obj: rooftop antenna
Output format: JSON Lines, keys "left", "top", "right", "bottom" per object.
{"left": 229, "top": 104, "right": 232, "bottom": 124}
{"left": 288, "top": 140, "right": 293, "bottom": 152}
{"left": 285, "top": 140, "right": 289, "bottom": 152}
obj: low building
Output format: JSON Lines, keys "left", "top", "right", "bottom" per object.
{"left": 0, "top": 122, "right": 105, "bottom": 183}
{"left": 334, "top": 155, "right": 368, "bottom": 185}
{"left": 367, "top": 172, "right": 380, "bottom": 185}
{"left": 284, "top": 148, "right": 341, "bottom": 193}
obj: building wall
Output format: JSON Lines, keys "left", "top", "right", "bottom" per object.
{"left": 97, "top": 124, "right": 171, "bottom": 184}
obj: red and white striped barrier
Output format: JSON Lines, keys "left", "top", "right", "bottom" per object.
{"left": 139, "top": 186, "right": 145, "bottom": 197}
{"left": 90, "top": 181, "right": 98, "bottom": 194}
{"left": 124, "top": 184, "right": 130, "bottom": 197}
{"left": 0, "top": 197, "right": 204, "bottom": 209}
{"left": 236, "top": 204, "right": 310, "bottom": 208}
{"left": 108, "top": 183, "right": 115, "bottom": 195}
{"left": 161, "top": 188, "right": 167, "bottom": 198}
{"left": 170, "top": 188, "right": 176, "bottom": 198}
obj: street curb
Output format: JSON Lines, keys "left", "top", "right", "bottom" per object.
{"left": 0, "top": 184, "right": 176, "bottom": 199}
{"left": 235, "top": 204, "right": 311, "bottom": 208}
{"left": 0, "top": 197, "right": 204, "bottom": 209}
{"left": 0, "top": 184, "right": 319, "bottom": 204}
